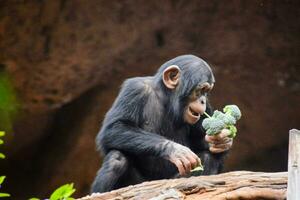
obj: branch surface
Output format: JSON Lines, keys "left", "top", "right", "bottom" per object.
{"left": 79, "top": 171, "right": 287, "bottom": 200}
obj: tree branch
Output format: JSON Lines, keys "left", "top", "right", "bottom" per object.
{"left": 79, "top": 171, "right": 287, "bottom": 200}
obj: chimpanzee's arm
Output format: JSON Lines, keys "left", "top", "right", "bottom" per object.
{"left": 97, "top": 78, "right": 182, "bottom": 158}
{"left": 99, "top": 118, "right": 201, "bottom": 176}
{"left": 98, "top": 120, "right": 172, "bottom": 157}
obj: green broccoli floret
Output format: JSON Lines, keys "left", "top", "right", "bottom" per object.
{"left": 223, "top": 105, "right": 241, "bottom": 121}
{"left": 202, "top": 117, "right": 215, "bottom": 130}
{"left": 212, "top": 110, "right": 222, "bottom": 118}
{"left": 202, "top": 117, "right": 225, "bottom": 135}
{"left": 214, "top": 111, "right": 236, "bottom": 125}
{"left": 202, "top": 104, "right": 241, "bottom": 138}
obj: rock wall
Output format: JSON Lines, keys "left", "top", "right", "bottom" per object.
{"left": 0, "top": 0, "right": 299, "bottom": 198}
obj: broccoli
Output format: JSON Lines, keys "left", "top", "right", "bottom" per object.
{"left": 202, "top": 118, "right": 225, "bottom": 135}
{"left": 202, "top": 104, "right": 241, "bottom": 138}
{"left": 192, "top": 105, "right": 241, "bottom": 173}
{"left": 223, "top": 105, "right": 242, "bottom": 121}
{"left": 190, "top": 164, "right": 204, "bottom": 172}
{"left": 213, "top": 110, "right": 236, "bottom": 125}
{"left": 227, "top": 124, "right": 237, "bottom": 138}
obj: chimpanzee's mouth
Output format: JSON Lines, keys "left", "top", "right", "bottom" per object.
{"left": 189, "top": 107, "right": 200, "bottom": 117}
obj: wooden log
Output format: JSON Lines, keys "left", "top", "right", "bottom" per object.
{"left": 79, "top": 171, "right": 287, "bottom": 200}
{"left": 287, "top": 129, "right": 300, "bottom": 200}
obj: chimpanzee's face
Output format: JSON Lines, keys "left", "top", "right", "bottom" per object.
{"left": 160, "top": 62, "right": 214, "bottom": 125}
{"left": 183, "top": 82, "right": 213, "bottom": 124}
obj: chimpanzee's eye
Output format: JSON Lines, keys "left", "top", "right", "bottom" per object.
{"left": 201, "top": 87, "right": 209, "bottom": 95}
{"left": 189, "top": 88, "right": 200, "bottom": 100}
{"left": 195, "top": 88, "right": 201, "bottom": 98}
{"left": 190, "top": 83, "right": 212, "bottom": 100}
{"left": 199, "top": 83, "right": 212, "bottom": 95}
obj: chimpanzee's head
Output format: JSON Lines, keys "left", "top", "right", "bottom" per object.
{"left": 156, "top": 55, "right": 215, "bottom": 125}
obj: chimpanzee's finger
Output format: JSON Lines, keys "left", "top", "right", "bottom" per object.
{"left": 215, "top": 137, "right": 232, "bottom": 145}
{"left": 187, "top": 149, "right": 201, "bottom": 167}
{"left": 205, "top": 129, "right": 231, "bottom": 143}
{"left": 205, "top": 135, "right": 230, "bottom": 145}
{"left": 186, "top": 154, "right": 198, "bottom": 169}
{"left": 205, "top": 134, "right": 215, "bottom": 143}
{"left": 211, "top": 141, "right": 232, "bottom": 150}
{"left": 209, "top": 139, "right": 233, "bottom": 153}
{"left": 181, "top": 156, "right": 192, "bottom": 173}
{"left": 209, "top": 146, "right": 227, "bottom": 153}
{"left": 197, "top": 157, "right": 202, "bottom": 166}
{"left": 173, "top": 159, "right": 185, "bottom": 176}
{"left": 216, "top": 129, "right": 231, "bottom": 139}
{"left": 205, "top": 134, "right": 222, "bottom": 144}
{"left": 194, "top": 154, "right": 202, "bottom": 168}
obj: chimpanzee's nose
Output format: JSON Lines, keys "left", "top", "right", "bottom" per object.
{"left": 190, "top": 98, "right": 206, "bottom": 115}
{"left": 199, "top": 96, "right": 206, "bottom": 105}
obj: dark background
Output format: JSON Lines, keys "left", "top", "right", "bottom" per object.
{"left": 0, "top": 0, "right": 299, "bottom": 199}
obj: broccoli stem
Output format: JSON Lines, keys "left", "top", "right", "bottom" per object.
{"left": 203, "top": 112, "right": 211, "bottom": 118}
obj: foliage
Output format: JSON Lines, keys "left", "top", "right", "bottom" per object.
{"left": 0, "top": 131, "right": 10, "bottom": 198}
{"left": 29, "top": 183, "right": 76, "bottom": 200}
{"left": 0, "top": 130, "right": 76, "bottom": 199}
{"left": 0, "top": 77, "right": 74, "bottom": 198}
{"left": 0, "top": 71, "right": 19, "bottom": 132}
{"left": 0, "top": 131, "right": 5, "bottom": 159}
{"left": 0, "top": 176, "right": 10, "bottom": 197}
{"left": 202, "top": 104, "right": 242, "bottom": 138}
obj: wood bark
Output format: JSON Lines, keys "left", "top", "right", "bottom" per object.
{"left": 78, "top": 171, "right": 287, "bottom": 200}
{"left": 287, "top": 129, "right": 300, "bottom": 200}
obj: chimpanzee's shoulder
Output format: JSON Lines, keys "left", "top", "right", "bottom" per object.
{"left": 121, "top": 77, "right": 155, "bottom": 96}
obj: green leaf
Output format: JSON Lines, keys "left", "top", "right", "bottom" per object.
{"left": 0, "top": 139, "right": 3, "bottom": 145}
{"left": 0, "top": 132, "right": 4, "bottom": 137}
{"left": 50, "top": 183, "right": 76, "bottom": 200}
{"left": 0, "top": 176, "right": 6, "bottom": 184}
{"left": 0, "top": 193, "right": 10, "bottom": 197}
{"left": 28, "top": 198, "right": 40, "bottom": 200}
{"left": 0, "top": 153, "right": 5, "bottom": 159}
{"left": 191, "top": 164, "right": 204, "bottom": 172}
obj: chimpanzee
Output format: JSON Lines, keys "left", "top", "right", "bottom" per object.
{"left": 91, "top": 55, "right": 234, "bottom": 193}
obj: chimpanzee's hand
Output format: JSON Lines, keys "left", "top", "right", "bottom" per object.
{"left": 205, "top": 129, "right": 233, "bottom": 153}
{"left": 166, "top": 143, "right": 201, "bottom": 176}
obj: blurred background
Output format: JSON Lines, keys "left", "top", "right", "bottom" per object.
{"left": 0, "top": 0, "right": 299, "bottom": 199}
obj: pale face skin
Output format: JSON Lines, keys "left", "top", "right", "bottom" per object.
{"left": 183, "top": 82, "right": 211, "bottom": 125}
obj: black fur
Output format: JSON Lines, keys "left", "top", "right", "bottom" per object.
{"left": 91, "top": 55, "right": 226, "bottom": 193}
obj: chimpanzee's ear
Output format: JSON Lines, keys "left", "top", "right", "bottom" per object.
{"left": 162, "top": 65, "right": 181, "bottom": 89}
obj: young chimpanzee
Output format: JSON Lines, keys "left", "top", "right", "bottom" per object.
{"left": 91, "top": 55, "right": 234, "bottom": 193}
